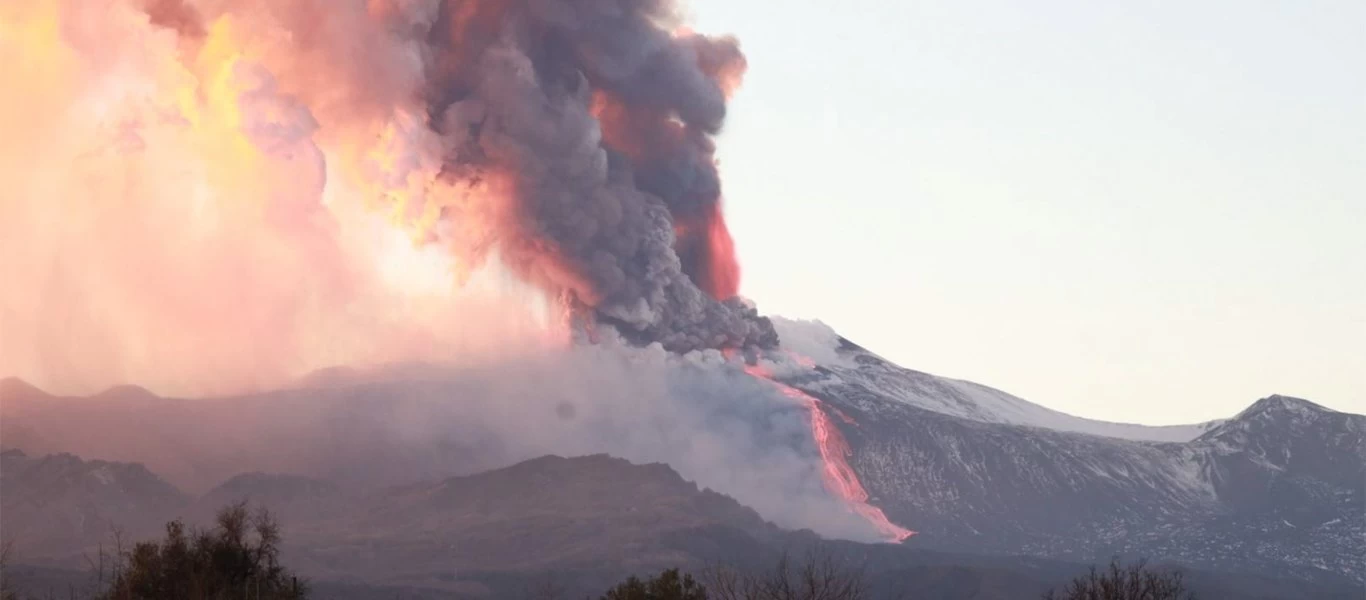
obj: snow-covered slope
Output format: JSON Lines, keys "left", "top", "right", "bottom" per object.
{"left": 764, "top": 326, "right": 1365, "bottom": 584}
{"left": 770, "top": 320, "right": 1221, "bottom": 442}
{"left": 824, "top": 341, "right": 1222, "bottom": 441}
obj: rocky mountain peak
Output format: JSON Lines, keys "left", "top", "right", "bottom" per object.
{"left": 1234, "top": 394, "right": 1331, "bottom": 420}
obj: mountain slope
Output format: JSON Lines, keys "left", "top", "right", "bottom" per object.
{"left": 283, "top": 454, "right": 788, "bottom": 590}
{"left": 189, "top": 472, "right": 347, "bottom": 524}
{"left": 0, "top": 449, "right": 189, "bottom": 555}
{"left": 785, "top": 339, "right": 1365, "bottom": 583}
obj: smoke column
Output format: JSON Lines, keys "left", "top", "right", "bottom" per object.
{"left": 413, "top": 0, "right": 778, "bottom": 351}
{"left": 0, "top": 0, "right": 781, "bottom": 394}
{"left": 170, "top": 0, "right": 777, "bottom": 351}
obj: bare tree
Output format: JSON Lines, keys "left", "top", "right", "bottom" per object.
{"left": 525, "top": 575, "right": 568, "bottom": 600}
{"left": 83, "top": 527, "right": 130, "bottom": 600}
{"left": 1, "top": 538, "right": 17, "bottom": 600}
{"left": 1043, "top": 558, "right": 1194, "bottom": 600}
{"left": 704, "top": 549, "right": 868, "bottom": 600}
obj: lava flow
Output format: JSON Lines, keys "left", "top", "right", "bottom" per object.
{"left": 736, "top": 355, "right": 915, "bottom": 543}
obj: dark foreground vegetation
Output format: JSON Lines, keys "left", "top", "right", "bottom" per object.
{"left": 1, "top": 502, "right": 305, "bottom": 600}
{"left": 2, "top": 507, "right": 1193, "bottom": 600}
{"left": 1041, "top": 558, "right": 1193, "bottom": 600}
{"left": 598, "top": 556, "right": 1191, "bottom": 600}
{"left": 599, "top": 551, "right": 870, "bottom": 600}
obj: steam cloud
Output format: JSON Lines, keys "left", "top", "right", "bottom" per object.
{"left": 2, "top": 328, "right": 885, "bottom": 542}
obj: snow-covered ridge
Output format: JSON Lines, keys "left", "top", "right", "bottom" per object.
{"left": 770, "top": 318, "right": 1221, "bottom": 442}
{"left": 824, "top": 337, "right": 1223, "bottom": 442}
{"left": 919, "top": 374, "right": 1225, "bottom": 442}
{"left": 1229, "top": 394, "right": 1335, "bottom": 421}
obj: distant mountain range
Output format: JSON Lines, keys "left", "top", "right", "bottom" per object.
{"left": 2, "top": 333, "right": 1362, "bottom": 598}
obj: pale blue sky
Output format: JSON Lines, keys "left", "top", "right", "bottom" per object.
{"left": 687, "top": 0, "right": 1365, "bottom": 423}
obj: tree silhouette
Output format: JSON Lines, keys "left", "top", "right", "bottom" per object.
{"left": 601, "top": 568, "right": 709, "bottom": 600}
{"left": 1044, "top": 558, "right": 1194, "bottom": 600}
{"left": 1, "top": 539, "right": 17, "bottom": 600}
{"left": 704, "top": 550, "right": 868, "bottom": 600}
{"left": 95, "top": 501, "right": 307, "bottom": 600}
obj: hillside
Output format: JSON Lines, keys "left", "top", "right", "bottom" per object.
{"left": 4, "top": 451, "right": 1355, "bottom": 599}
{"left": 789, "top": 339, "right": 1365, "bottom": 583}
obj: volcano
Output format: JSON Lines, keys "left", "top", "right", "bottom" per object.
{"left": 1, "top": 3, "right": 1360, "bottom": 595}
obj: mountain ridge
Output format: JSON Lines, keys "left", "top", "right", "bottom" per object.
{"left": 2, "top": 372, "right": 1345, "bottom": 443}
{"left": 816, "top": 338, "right": 1231, "bottom": 443}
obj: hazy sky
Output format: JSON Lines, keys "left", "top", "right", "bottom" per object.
{"left": 687, "top": 0, "right": 1365, "bottom": 423}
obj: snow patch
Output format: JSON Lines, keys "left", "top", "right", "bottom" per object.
{"left": 91, "top": 466, "right": 115, "bottom": 485}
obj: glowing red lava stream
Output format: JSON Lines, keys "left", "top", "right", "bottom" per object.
{"left": 735, "top": 355, "right": 915, "bottom": 543}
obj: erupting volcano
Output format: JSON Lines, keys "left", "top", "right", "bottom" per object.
{"left": 0, "top": 0, "right": 909, "bottom": 543}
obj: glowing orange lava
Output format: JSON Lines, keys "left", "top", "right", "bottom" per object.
{"left": 698, "top": 203, "right": 741, "bottom": 300}
{"left": 734, "top": 354, "right": 915, "bottom": 543}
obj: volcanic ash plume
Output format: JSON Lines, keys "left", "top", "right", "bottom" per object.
{"left": 416, "top": 0, "right": 777, "bottom": 351}
{"left": 200, "top": 0, "right": 775, "bottom": 352}
{"left": 0, "top": 0, "right": 777, "bottom": 392}
{"left": 0, "top": 2, "right": 919, "bottom": 543}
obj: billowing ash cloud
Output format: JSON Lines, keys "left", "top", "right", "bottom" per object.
{"left": 420, "top": 0, "right": 777, "bottom": 351}
{"left": 136, "top": 0, "right": 776, "bottom": 353}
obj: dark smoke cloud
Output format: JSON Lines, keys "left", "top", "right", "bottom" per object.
{"left": 421, "top": 0, "right": 777, "bottom": 352}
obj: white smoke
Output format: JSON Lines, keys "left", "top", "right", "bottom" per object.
{"left": 771, "top": 317, "right": 858, "bottom": 369}
{"left": 3, "top": 335, "right": 885, "bottom": 542}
